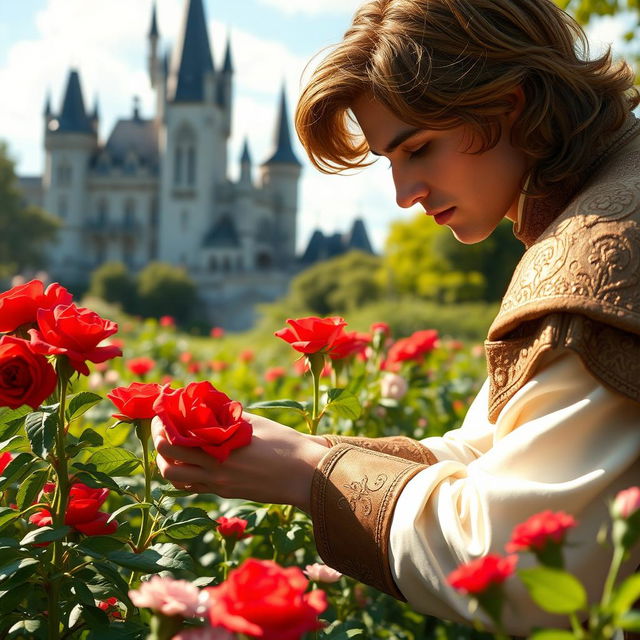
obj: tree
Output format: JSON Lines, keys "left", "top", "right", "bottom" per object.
{"left": 288, "top": 250, "right": 384, "bottom": 315}
{"left": 136, "top": 262, "right": 197, "bottom": 323}
{"left": 0, "top": 141, "right": 59, "bottom": 277}
{"left": 88, "top": 261, "right": 138, "bottom": 313}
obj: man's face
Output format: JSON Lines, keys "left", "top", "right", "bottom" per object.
{"left": 351, "top": 93, "right": 530, "bottom": 244}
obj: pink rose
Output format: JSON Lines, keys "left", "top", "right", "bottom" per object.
{"left": 612, "top": 486, "right": 640, "bottom": 519}
{"left": 129, "top": 575, "right": 202, "bottom": 617}
{"left": 380, "top": 373, "right": 408, "bottom": 400}
{"left": 303, "top": 563, "right": 342, "bottom": 583}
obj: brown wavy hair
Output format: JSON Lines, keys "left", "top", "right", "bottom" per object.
{"left": 295, "top": 0, "right": 639, "bottom": 196}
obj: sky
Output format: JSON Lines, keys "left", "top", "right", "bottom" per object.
{"left": 0, "top": 0, "right": 636, "bottom": 253}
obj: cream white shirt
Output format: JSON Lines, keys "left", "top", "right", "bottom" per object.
{"left": 389, "top": 351, "right": 640, "bottom": 635}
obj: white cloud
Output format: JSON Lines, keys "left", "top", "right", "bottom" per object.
{"left": 256, "top": 0, "right": 363, "bottom": 16}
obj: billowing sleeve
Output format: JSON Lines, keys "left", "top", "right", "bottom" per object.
{"left": 310, "top": 352, "right": 640, "bottom": 636}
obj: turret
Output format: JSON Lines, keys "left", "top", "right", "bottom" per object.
{"left": 239, "top": 138, "right": 252, "bottom": 185}
{"left": 217, "top": 33, "right": 234, "bottom": 136}
{"left": 260, "top": 84, "right": 302, "bottom": 267}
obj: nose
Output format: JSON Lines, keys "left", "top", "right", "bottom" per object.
{"left": 393, "top": 167, "right": 429, "bottom": 209}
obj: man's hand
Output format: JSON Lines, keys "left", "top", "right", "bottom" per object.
{"left": 151, "top": 412, "right": 330, "bottom": 512}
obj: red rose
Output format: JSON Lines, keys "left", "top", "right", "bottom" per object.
{"left": 206, "top": 558, "right": 327, "bottom": 640}
{"left": 0, "top": 280, "right": 73, "bottom": 333}
{"left": 108, "top": 382, "right": 164, "bottom": 421}
{"left": 211, "top": 360, "right": 228, "bottom": 372}
{"left": 0, "top": 452, "right": 13, "bottom": 473}
{"left": 126, "top": 356, "right": 156, "bottom": 377}
{"left": 216, "top": 516, "right": 250, "bottom": 540}
{"left": 0, "top": 335, "right": 57, "bottom": 409}
{"left": 370, "top": 322, "right": 390, "bottom": 336}
{"left": 275, "top": 316, "right": 347, "bottom": 355}
{"left": 28, "top": 304, "right": 122, "bottom": 376}
{"left": 612, "top": 487, "right": 640, "bottom": 519}
{"left": 153, "top": 381, "right": 252, "bottom": 462}
{"left": 210, "top": 327, "right": 225, "bottom": 339}
{"left": 28, "top": 482, "right": 117, "bottom": 536}
{"left": 239, "top": 349, "right": 255, "bottom": 364}
{"left": 329, "top": 330, "right": 370, "bottom": 361}
{"left": 506, "top": 510, "right": 577, "bottom": 553}
{"left": 264, "top": 366, "right": 287, "bottom": 382}
{"left": 447, "top": 553, "right": 517, "bottom": 595}
{"left": 385, "top": 329, "right": 439, "bottom": 367}
{"left": 159, "top": 315, "right": 175, "bottom": 328}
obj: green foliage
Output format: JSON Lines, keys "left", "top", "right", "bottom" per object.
{"left": 0, "top": 141, "right": 59, "bottom": 277}
{"left": 136, "top": 261, "right": 197, "bottom": 323}
{"left": 88, "top": 261, "right": 138, "bottom": 314}
{"left": 288, "top": 251, "right": 384, "bottom": 315}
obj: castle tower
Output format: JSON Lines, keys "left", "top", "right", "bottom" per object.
{"left": 157, "top": 0, "right": 228, "bottom": 266}
{"left": 148, "top": 2, "right": 160, "bottom": 88}
{"left": 259, "top": 84, "right": 302, "bottom": 267}
{"left": 44, "top": 69, "right": 97, "bottom": 281}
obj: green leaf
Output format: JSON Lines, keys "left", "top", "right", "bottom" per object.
{"left": 619, "top": 611, "right": 640, "bottom": 632}
{"left": 89, "top": 560, "right": 134, "bottom": 605}
{"left": 324, "top": 388, "right": 363, "bottom": 420}
{"left": 529, "top": 630, "right": 577, "bottom": 640}
{"left": 15, "top": 468, "right": 48, "bottom": 511}
{"left": 0, "top": 582, "right": 31, "bottom": 615}
{"left": 71, "top": 463, "right": 123, "bottom": 493}
{"left": 107, "top": 543, "right": 194, "bottom": 574}
{"left": 160, "top": 507, "right": 214, "bottom": 540}
{"left": 272, "top": 524, "right": 308, "bottom": 555}
{"left": 79, "top": 427, "right": 104, "bottom": 447}
{"left": 76, "top": 535, "right": 126, "bottom": 558}
{"left": 107, "top": 501, "right": 152, "bottom": 524}
{"left": 86, "top": 448, "right": 142, "bottom": 476}
{"left": 0, "top": 406, "right": 30, "bottom": 429}
{"left": 25, "top": 410, "right": 58, "bottom": 459}
{"left": 247, "top": 399, "right": 308, "bottom": 412}
{"left": 0, "top": 435, "right": 24, "bottom": 451}
{"left": 20, "top": 525, "right": 72, "bottom": 546}
{"left": 0, "top": 452, "right": 36, "bottom": 491}
{"left": 87, "top": 622, "right": 148, "bottom": 640}
{"left": 149, "top": 542, "right": 194, "bottom": 572}
{"left": 67, "top": 392, "right": 103, "bottom": 422}
{"left": 0, "top": 508, "right": 20, "bottom": 533}
{"left": 65, "top": 577, "right": 97, "bottom": 607}
{"left": 0, "top": 557, "right": 40, "bottom": 585}
{"left": 611, "top": 573, "right": 640, "bottom": 615}
{"left": 518, "top": 567, "right": 587, "bottom": 614}
{"left": 6, "top": 619, "right": 45, "bottom": 639}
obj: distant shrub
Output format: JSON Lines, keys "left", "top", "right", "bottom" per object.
{"left": 136, "top": 262, "right": 197, "bottom": 323}
{"left": 88, "top": 261, "right": 137, "bottom": 313}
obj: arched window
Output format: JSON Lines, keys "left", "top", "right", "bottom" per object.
{"left": 174, "top": 124, "right": 196, "bottom": 187}
{"left": 56, "top": 162, "right": 72, "bottom": 187}
{"left": 256, "top": 252, "right": 272, "bottom": 270}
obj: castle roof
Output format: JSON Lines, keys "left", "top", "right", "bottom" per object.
{"left": 149, "top": 2, "right": 159, "bottom": 38}
{"left": 263, "top": 86, "right": 301, "bottom": 167}
{"left": 55, "top": 70, "right": 93, "bottom": 134}
{"left": 169, "top": 0, "right": 214, "bottom": 102}
{"left": 300, "top": 218, "right": 374, "bottom": 266}
{"left": 100, "top": 118, "right": 159, "bottom": 172}
{"left": 203, "top": 216, "right": 241, "bottom": 248}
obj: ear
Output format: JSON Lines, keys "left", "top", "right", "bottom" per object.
{"left": 505, "top": 85, "right": 526, "bottom": 124}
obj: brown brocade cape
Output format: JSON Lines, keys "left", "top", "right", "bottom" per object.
{"left": 486, "top": 113, "right": 640, "bottom": 422}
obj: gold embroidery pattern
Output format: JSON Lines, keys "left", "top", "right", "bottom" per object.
{"left": 338, "top": 474, "right": 388, "bottom": 515}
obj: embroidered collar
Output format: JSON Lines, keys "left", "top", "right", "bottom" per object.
{"left": 514, "top": 112, "right": 640, "bottom": 249}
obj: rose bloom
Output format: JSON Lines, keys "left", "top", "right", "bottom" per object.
{"left": 216, "top": 516, "right": 250, "bottom": 540}
{"left": 97, "top": 597, "right": 122, "bottom": 620}
{"left": 29, "top": 482, "right": 118, "bottom": 536}
{"left": 379, "top": 372, "right": 409, "bottom": 401}
{"left": 180, "top": 352, "right": 193, "bottom": 364}
{"left": 506, "top": 510, "right": 577, "bottom": 553}
{"left": 127, "top": 356, "right": 156, "bottom": 377}
{"left": 129, "top": 575, "right": 201, "bottom": 617}
{"left": 108, "top": 382, "right": 164, "bottom": 421}
{"left": 0, "top": 452, "right": 13, "bottom": 474}
{"left": 159, "top": 315, "right": 175, "bottom": 328}
{"left": 0, "top": 279, "right": 73, "bottom": 333}
{"left": 303, "top": 563, "right": 342, "bottom": 584}
{"left": 211, "top": 360, "right": 228, "bottom": 373}
{"left": 329, "top": 330, "right": 370, "bottom": 361}
{"left": 206, "top": 558, "right": 327, "bottom": 640}
{"left": 210, "top": 327, "right": 225, "bottom": 339}
{"left": 264, "top": 366, "right": 287, "bottom": 383}
{"left": 275, "top": 316, "right": 347, "bottom": 355}
{"left": 0, "top": 335, "right": 57, "bottom": 409}
{"left": 385, "top": 329, "right": 439, "bottom": 368}
{"left": 28, "top": 304, "right": 122, "bottom": 376}
{"left": 370, "top": 322, "right": 391, "bottom": 337}
{"left": 292, "top": 359, "right": 332, "bottom": 377}
{"left": 154, "top": 381, "right": 252, "bottom": 462}
{"left": 239, "top": 349, "right": 255, "bottom": 364}
{"left": 448, "top": 553, "right": 518, "bottom": 595}
{"left": 612, "top": 487, "right": 640, "bottom": 519}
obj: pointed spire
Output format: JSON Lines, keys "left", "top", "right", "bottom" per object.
{"left": 263, "top": 84, "right": 301, "bottom": 167}
{"left": 56, "top": 69, "right": 93, "bottom": 134}
{"left": 222, "top": 32, "right": 233, "bottom": 74}
{"left": 92, "top": 94, "right": 100, "bottom": 120}
{"left": 44, "top": 91, "right": 52, "bottom": 116}
{"left": 169, "top": 0, "right": 214, "bottom": 102}
{"left": 149, "top": 1, "right": 159, "bottom": 39}
{"left": 240, "top": 138, "right": 252, "bottom": 165}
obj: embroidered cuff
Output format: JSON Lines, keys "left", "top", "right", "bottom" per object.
{"left": 324, "top": 435, "right": 436, "bottom": 465}
{"left": 310, "top": 444, "right": 429, "bottom": 599}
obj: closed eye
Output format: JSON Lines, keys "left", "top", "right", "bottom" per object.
{"left": 409, "top": 143, "right": 430, "bottom": 159}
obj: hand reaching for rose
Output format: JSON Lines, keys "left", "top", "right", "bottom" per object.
{"left": 151, "top": 413, "right": 330, "bottom": 513}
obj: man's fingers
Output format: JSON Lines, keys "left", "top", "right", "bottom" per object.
{"left": 155, "top": 453, "right": 207, "bottom": 485}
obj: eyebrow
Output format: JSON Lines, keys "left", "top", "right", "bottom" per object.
{"left": 369, "top": 127, "right": 423, "bottom": 156}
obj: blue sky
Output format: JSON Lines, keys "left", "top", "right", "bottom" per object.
{"left": 0, "top": 1, "right": 635, "bottom": 253}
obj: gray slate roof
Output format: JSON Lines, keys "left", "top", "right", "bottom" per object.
{"left": 263, "top": 87, "right": 301, "bottom": 167}
{"left": 299, "top": 218, "right": 374, "bottom": 266}
{"left": 97, "top": 118, "right": 159, "bottom": 173}
{"left": 55, "top": 70, "right": 93, "bottom": 134}
{"left": 203, "top": 216, "right": 241, "bottom": 248}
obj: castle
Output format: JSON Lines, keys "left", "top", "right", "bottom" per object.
{"left": 18, "top": 0, "right": 373, "bottom": 330}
